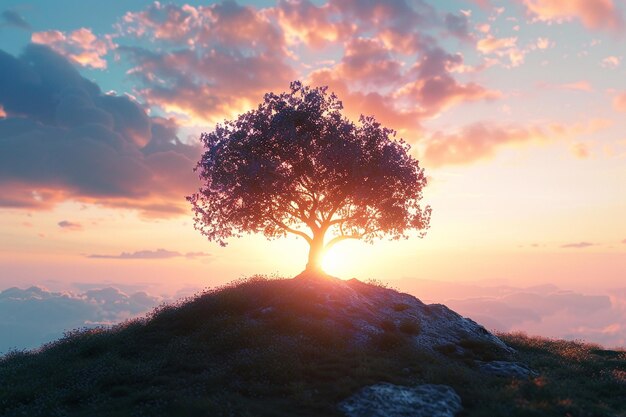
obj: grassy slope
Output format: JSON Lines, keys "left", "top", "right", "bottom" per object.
{"left": 0, "top": 276, "right": 624, "bottom": 417}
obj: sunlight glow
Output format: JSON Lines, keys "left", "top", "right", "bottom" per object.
{"left": 321, "top": 242, "right": 365, "bottom": 278}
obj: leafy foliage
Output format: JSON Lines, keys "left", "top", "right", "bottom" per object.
{"left": 188, "top": 82, "right": 431, "bottom": 269}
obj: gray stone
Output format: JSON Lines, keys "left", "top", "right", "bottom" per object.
{"left": 478, "top": 360, "right": 538, "bottom": 378}
{"left": 290, "top": 274, "right": 515, "bottom": 357}
{"left": 339, "top": 383, "right": 462, "bottom": 417}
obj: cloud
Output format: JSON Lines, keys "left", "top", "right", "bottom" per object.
{"left": 535, "top": 80, "right": 594, "bottom": 93}
{"left": 622, "top": 239, "right": 626, "bottom": 244}
{"left": 535, "top": 37, "right": 552, "bottom": 49}
{"left": 522, "top": 0, "right": 624, "bottom": 33}
{"left": 0, "top": 45, "right": 201, "bottom": 216}
{"left": 274, "top": 0, "right": 354, "bottom": 47}
{"left": 423, "top": 123, "right": 544, "bottom": 166}
{"left": 477, "top": 35, "right": 517, "bottom": 53}
{"left": 421, "top": 119, "right": 610, "bottom": 167}
{"left": 561, "top": 241, "right": 594, "bottom": 248}
{"left": 86, "top": 248, "right": 211, "bottom": 260}
{"left": 476, "top": 35, "right": 527, "bottom": 67}
{"left": 116, "top": 0, "right": 495, "bottom": 132}
{"left": 395, "top": 279, "right": 626, "bottom": 348}
{"left": 601, "top": 56, "right": 621, "bottom": 69}
{"left": 1, "top": 10, "right": 30, "bottom": 29}
{"left": 613, "top": 92, "right": 626, "bottom": 112}
{"left": 58, "top": 220, "right": 82, "bottom": 231}
{"left": 118, "top": 1, "right": 295, "bottom": 124}
{"left": 0, "top": 286, "right": 162, "bottom": 355}
{"left": 31, "top": 28, "right": 114, "bottom": 69}
{"left": 444, "top": 12, "right": 471, "bottom": 40}
{"left": 307, "top": 42, "right": 498, "bottom": 135}
{"left": 570, "top": 142, "right": 590, "bottom": 159}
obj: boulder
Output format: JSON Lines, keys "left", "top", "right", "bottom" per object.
{"left": 339, "top": 383, "right": 462, "bottom": 417}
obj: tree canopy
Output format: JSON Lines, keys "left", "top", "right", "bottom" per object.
{"left": 188, "top": 81, "right": 431, "bottom": 272}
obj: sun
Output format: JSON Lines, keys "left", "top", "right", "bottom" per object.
{"left": 320, "top": 243, "right": 362, "bottom": 277}
{"left": 321, "top": 249, "right": 343, "bottom": 275}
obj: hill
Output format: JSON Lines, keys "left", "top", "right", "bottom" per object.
{"left": 0, "top": 273, "right": 624, "bottom": 416}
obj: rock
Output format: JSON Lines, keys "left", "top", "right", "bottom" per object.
{"left": 339, "top": 383, "right": 462, "bottom": 417}
{"left": 281, "top": 274, "right": 514, "bottom": 359}
{"left": 478, "top": 360, "right": 538, "bottom": 378}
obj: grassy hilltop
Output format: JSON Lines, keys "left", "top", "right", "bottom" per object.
{"left": 0, "top": 274, "right": 624, "bottom": 417}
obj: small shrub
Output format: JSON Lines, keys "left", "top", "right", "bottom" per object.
{"left": 371, "top": 331, "right": 407, "bottom": 351}
{"left": 393, "top": 303, "right": 410, "bottom": 312}
{"left": 398, "top": 318, "right": 420, "bottom": 335}
{"left": 435, "top": 343, "right": 458, "bottom": 357}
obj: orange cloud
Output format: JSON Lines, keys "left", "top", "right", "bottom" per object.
{"left": 120, "top": 2, "right": 295, "bottom": 125}
{"left": 477, "top": 35, "right": 517, "bottom": 53}
{"left": 570, "top": 142, "right": 591, "bottom": 159}
{"left": 476, "top": 35, "right": 527, "bottom": 67}
{"left": 613, "top": 92, "right": 626, "bottom": 112}
{"left": 274, "top": 0, "right": 354, "bottom": 47}
{"left": 31, "top": 28, "right": 114, "bottom": 69}
{"left": 522, "top": 0, "right": 624, "bottom": 33}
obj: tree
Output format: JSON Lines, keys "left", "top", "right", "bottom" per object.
{"left": 188, "top": 81, "right": 431, "bottom": 273}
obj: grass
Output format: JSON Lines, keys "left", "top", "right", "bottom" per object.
{"left": 0, "top": 275, "right": 624, "bottom": 417}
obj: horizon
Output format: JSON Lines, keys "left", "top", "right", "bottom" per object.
{"left": 1, "top": 0, "right": 625, "bottom": 353}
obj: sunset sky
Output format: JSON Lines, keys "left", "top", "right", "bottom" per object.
{"left": 0, "top": 0, "right": 625, "bottom": 349}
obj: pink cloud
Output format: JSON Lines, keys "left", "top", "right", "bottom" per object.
{"left": 537, "top": 80, "right": 594, "bottom": 92}
{"left": 535, "top": 37, "right": 552, "bottom": 49}
{"left": 31, "top": 28, "right": 114, "bottom": 69}
{"left": 422, "top": 119, "right": 609, "bottom": 167}
{"left": 337, "top": 37, "right": 404, "bottom": 88}
{"left": 614, "top": 92, "right": 626, "bottom": 112}
{"left": 522, "top": 0, "right": 624, "bottom": 33}
{"left": 476, "top": 35, "right": 527, "bottom": 67}
{"left": 559, "top": 80, "right": 594, "bottom": 92}
{"left": 274, "top": 0, "right": 354, "bottom": 47}
{"left": 570, "top": 142, "right": 591, "bottom": 159}
{"left": 119, "top": 2, "right": 295, "bottom": 124}
{"left": 601, "top": 56, "right": 621, "bottom": 69}
{"left": 423, "top": 123, "right": 546, "bottom": 167}
{"left": 118, "top": 1, "right": 497, "bottom": 133}
{"left": 308, "top": 69, "right": 425, "bottom": 134}
{"left": 307, "top": 44, "right": 499, "bottom": 135}
{"left": 398, "top": 47, "right": 500, "bottom": 117}
{"left": 477, "top": 35, "right": 517, "bottom": 53}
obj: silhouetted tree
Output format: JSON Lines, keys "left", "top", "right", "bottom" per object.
{"left": 188, "top": 82, "right": 431, "bottom": 273}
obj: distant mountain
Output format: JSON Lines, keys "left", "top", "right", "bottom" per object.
{"left": 0, "top": 273, "right": 623, "bottom": 416}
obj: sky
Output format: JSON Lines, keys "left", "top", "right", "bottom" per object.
{"left": 0, "top": 0, "right": 625, "bottom": 351}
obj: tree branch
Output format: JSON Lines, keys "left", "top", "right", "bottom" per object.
{"left": 324, "top": 234, "right": 360, "bottom": 251}
{"left": 270, "top": 216, "right": 312, "bottom": 244}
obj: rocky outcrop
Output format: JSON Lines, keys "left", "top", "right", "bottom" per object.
{"left": 478, "top": 360, "right": 538, "bottom": 378}
{"left": 284, "top": 272, "right": 514, "bottom": 359}
{"left": 339, "top": 383, "right": 462, "bottom": 417}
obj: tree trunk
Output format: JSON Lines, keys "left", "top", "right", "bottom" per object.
{"left": 305, "top": 234, "right": 325, "bottom": 272}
